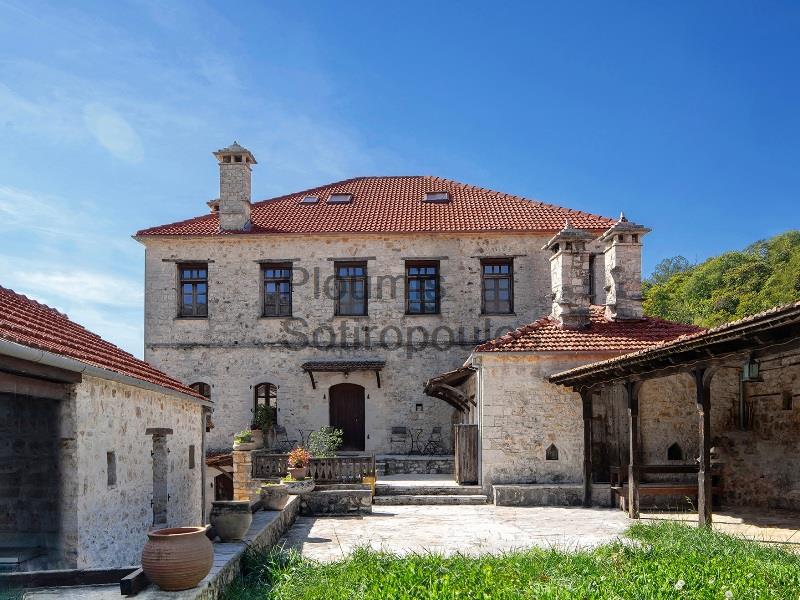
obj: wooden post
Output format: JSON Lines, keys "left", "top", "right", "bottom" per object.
{"left": 626, "top": 380, "right": 641, "bottom": 519}
{"left": 581, "top": 389, "right": 593, "bottom": 508}
{"left": 694, "top": 368, "right": 713, "bottom": 527}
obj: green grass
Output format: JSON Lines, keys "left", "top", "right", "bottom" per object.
{"left": 222, "top": 522, "right": 800, "bottom": 599}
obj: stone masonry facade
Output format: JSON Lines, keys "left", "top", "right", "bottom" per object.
{"left": 62, "top": 376, "right": 204, "bottom": 568}
{"left": 141, "top": 232, "right": 607, "bottom": 453}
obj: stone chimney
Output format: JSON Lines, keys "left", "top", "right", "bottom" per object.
{"left": 599, "top": 213, "right": 651, "bottom": 321}
{"left": 543, "top": 220, "right": 595, "bottom": 329}
{"left": 213, "top": 142, "right": 256, "bottom": 231}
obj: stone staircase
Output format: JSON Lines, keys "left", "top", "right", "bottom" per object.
{"left": 373, "top": 482, "right": 487, "bottom": 506}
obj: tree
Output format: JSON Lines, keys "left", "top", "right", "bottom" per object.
{"left": 643, "top": 230, "right": 800, "bottom": 327}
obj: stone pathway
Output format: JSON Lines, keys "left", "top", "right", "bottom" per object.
{"left": 641, "top": 507, "right": 800, "bottom": 544}
{"left": 280, "top": 505, "right": 629, "bottom": 562}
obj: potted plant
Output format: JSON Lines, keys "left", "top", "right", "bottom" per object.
{"left": 233, "top": 429, "right": 257, "bottom": 451}
{"left": 209, "top": 500, "right": 252, "bottom": 541}
{"left": 286, "top": 446, "right": 311, "bottom": 479}
{"left": 250, "top": 404, "right": 274, "bottom": 449}
{"left": 260, "top": 482, "right": 289, "bottom": 510}
{"left": 141, "top": 525, "right": 213, "bottom": 591}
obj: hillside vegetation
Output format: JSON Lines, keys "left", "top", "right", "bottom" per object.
{"left": 643, "top": 230, "right": 800, "bottom": 327}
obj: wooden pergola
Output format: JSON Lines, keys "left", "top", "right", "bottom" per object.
{"left": 549, "top": 302, "right": 800, "bottom": 526}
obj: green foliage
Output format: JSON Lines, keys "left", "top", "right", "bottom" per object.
{"left": 644, "top": 230, "right": 800, "bottom": 327}
{"left": 234, "top": 429, "right": 253, "bottom": 443}
{"left": 306, "top": 426, "right": 344, "bottom": 458}
{"left": 252, "top": 403, "right": 276, "bottom": 430}
{"left": 222, "top": 522, "right": 800, "bottom": 599}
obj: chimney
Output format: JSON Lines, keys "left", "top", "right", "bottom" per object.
{"left": 543, "top": 220, "right": 594, "bottom": 329}
{"left": 213, "top": 142, "right": 256, "bottom": 231}
{"left": 599, "top": 213, "right": 651, "bottom": 321}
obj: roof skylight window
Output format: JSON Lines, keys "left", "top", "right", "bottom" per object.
{"left": 300, "top": 195, "right": 319, "bottom": 204}
{"left": 423, "top": 191, "right": 450, "bottom": 203}
{"left": 327, "top": 193, "right": 353, "bottom": 204}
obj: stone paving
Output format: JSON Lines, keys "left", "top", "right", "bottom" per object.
{"left": 641, "top": 507, "right": 800, "bottom": 544}
{"left": 281, "top": 505, "right": 630, "bottom": 561}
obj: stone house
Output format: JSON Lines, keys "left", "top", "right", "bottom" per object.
{"left": 426, "top": 219, "right": 702, "bottom": 499}
{"left": 134, "top": 142, "right": 627, "bottom": 454}
{"left": 0, "top": 286, "right": 210, "bottom": 571}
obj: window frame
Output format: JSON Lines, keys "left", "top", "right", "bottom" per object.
{"left": 261, "top": 263, "right": 293, "bottom": 318}
{"left": 189, "top": 382, "right": 211, "bottom": 400}
{"left": 405, "top": 260, "right": 441, "bottom": 315}
{"left": 334, "top": 261, "right": 368, "bottom": 316}
{"left": 178, "top": 263, "right": 209, "bottom": 318}
{"left": 480, "top": 258, "right": 514, "bottom": 315}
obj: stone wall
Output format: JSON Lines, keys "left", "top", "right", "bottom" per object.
{"left": 474, "top": 352, "right": 624, "bottom": 492}
{"left": 378, "top": 455, "right": 455, "bottom": 475}
{"left": 71, "top": 376, "right": 205, "bottom": 569}
{"left": 141, "top": 232, "right": 575, "bottom": 453}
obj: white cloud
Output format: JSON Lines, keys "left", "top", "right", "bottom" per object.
{"left": 11, "top": 269, "right": 143, "bottom": 308}
{"left": 83, "top": 103, "right": 145, "bottom": 163}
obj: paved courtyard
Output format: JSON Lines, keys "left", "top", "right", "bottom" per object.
{"left": 281, "top": 505, "right": 630, "bottom": 561}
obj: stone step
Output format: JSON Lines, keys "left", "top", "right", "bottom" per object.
{"left": 375, "top": 484, "right": 483, "bottom": 496}
{"left": 373, "top": 494, "right": 487, "bottom": 506}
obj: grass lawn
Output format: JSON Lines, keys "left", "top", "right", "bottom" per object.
{"left": 222, "top": 522, "right": 800, "bottom": 599}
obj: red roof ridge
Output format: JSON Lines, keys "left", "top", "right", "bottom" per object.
{"left": 135, "top": 175, "right": 617, "bottom": 237}
{"left": 475, "top": 306, "right": 703, "bottom": 353}
{"left": 0, "top": 286, "right": 204, "bottom": 401}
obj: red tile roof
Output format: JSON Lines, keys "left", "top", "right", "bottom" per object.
{"left": 0, "top": 286, "right": 204, "bottom": 400}
{"left": 135, "top": 176, "right": 616, "bottom": 237}
{"left": 475, "top": 306, "right": 703, "bottom": 353}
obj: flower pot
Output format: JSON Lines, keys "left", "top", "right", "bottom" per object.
{"left": 250, "top": 429, "right": 264, "bottom": 448}
{"left": 233, "top": 441, "right": 257, "bottom": 451}
{"left": 283, "top": 478, "right": 315, "bottom": 494}
{"left": 209, "top": 501, "right": 253, "bottom": 542}
{"left": 260, "top": 484, "right": 289, "bottom": 510}
{"left": 141, "top": 526, "right": 213, "bottom": 591}
{"left": 287, "top": 466, "right": 308, "bottom": 479}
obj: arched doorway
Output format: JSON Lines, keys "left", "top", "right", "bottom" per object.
{"left": 329, "top": 383, "right": 365, "bottom": 451}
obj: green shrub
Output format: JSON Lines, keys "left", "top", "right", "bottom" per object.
{"left": 307, "top": 426, "right": 343, "bottom": 457}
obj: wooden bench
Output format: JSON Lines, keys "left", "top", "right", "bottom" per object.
{"left": 609, "top": 464, "right": 722, "bottom": 511}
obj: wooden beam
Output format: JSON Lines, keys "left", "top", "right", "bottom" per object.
{"left": 626, "top": 380, "right": 642, "bottom": 519}
{"left": 0, "top": 354, "right": 82, "bottom": 383}
{"left": 119, "top": 567, "right": 149, "bottom": 596}
{"left": 581, "top": 389, "right": 593, "bottom": 508}
{"left": 694, "top": 367, "right": 714, "bottom": 527}
{"left": 0, "top": 372, "right": 69, "bottom": 401}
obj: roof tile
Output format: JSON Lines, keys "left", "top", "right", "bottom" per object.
{"left": 136, "top": 176, "right": 616, "bottom": 237}
{"left": 475, "top": 306, "right": 702, "bottom": 353}
{"left": 0, "top": 286, "right": 203, "bottom": 399}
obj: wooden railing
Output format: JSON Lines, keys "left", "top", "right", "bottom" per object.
{"left": 251, "top": 452, "right": 375, "bottom": 483}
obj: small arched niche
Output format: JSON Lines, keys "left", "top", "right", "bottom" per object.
{"left": 667, "top": 442, "right": 683, "bottom": 461}
{"left": 545, "top": 444, "right": 559, "bottom": 461}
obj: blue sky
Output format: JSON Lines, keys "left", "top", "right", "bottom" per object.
{"left": 1, "top": 1, "right": 798, "bottom": 357}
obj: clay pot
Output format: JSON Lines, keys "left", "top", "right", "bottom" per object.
{"left": 141, "top": 526, "right": 213, "bottom": 591}
{"left": 287, "top": 466, "right": 308, "bottom": 479}
{"left": 260, "top": 484, "right": 289, "bottom": 510}
{"left": 210, "top": 501, "right": 253, "bottom": 542}
{"left": 233, "top": 441, "right": 257, "bottom": 451}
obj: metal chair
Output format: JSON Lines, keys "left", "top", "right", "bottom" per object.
{"left": 422, "top": 426, "right": 446, "bottom": 455}
{"left": 390, "top": 426, "right": 410, "bottom": 454}
{"left": 273, "top": 425, "right": 298, "bottom": 453}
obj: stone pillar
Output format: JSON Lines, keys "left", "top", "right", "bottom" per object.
{"left": 599, "top": 213, "right": 650, "bottom": 321}
{"left": 233, "top": 449, "right": 260, "bottom": 502}
{"left": 542, "top": 220, "right": 595, "bottom": 329}
{"left": 213, "top": 142, "right": 257, "bottom": 232}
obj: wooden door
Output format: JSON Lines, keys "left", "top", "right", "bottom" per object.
{"left": 329, "top": 383, "right": 365, "bottom": 451}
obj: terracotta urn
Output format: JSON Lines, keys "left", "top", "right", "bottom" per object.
{"left": 287, "top": 466, "right": 308, "bottom": 479}
{"left": 260, "top": 484, "right": 289, "bottom": 510}
{"left": 141, "top": 526, "right": 213, "bottom": 591}
{"left": 210, "top": 500, "right": 253, "bottom": 542}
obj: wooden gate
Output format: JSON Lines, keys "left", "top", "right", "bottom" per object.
{"left": 454, "top": 423, "right": 478, "bottom": 484}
